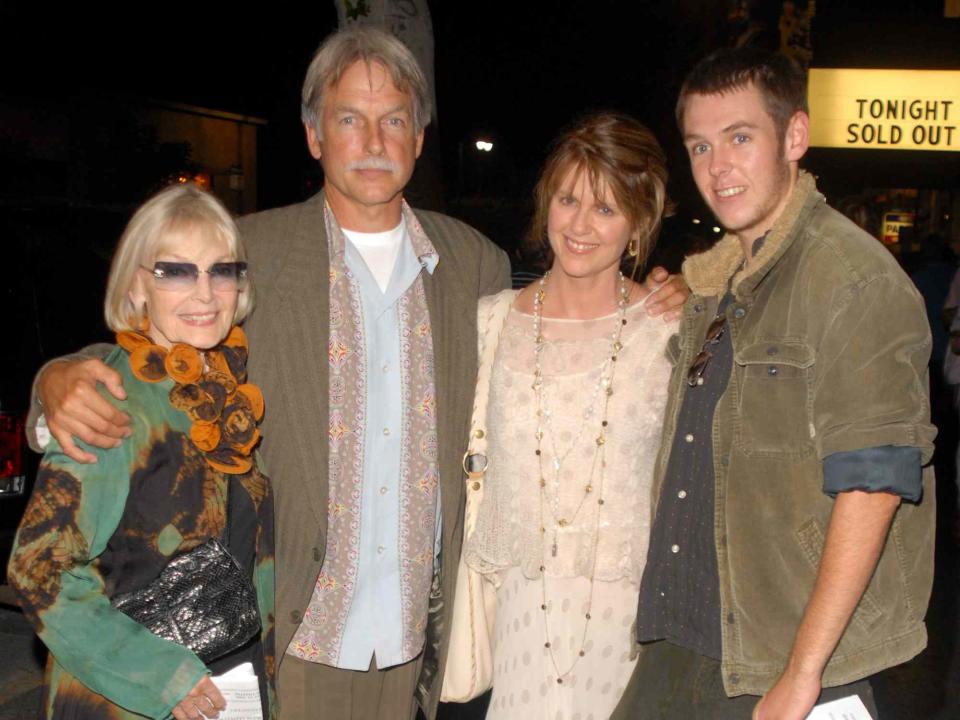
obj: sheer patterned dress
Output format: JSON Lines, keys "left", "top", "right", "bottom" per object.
{"left": 465, "top": 289, "right": 675, "bottom": 720}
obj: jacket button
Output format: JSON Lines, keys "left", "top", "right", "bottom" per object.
{"left": 767, "top": 366, "right": 778, "bottom": 376}
{"left": 313, "top": 547, "right": 322, "bottom": 562}
{"left": 693, "top": 303, "right": 703, "bottom": 313}
{"left": 733, "top": 307, "right": 746, "bottom": 319}
{"left": 721, "top": 456, "right": 730, "bottom": 467}
{"left": 290, "top": 610, "right": 302, "bottom": 623}
{"left": 727, "top": 612, "right": 735, "bottom": 624}
{"left": 730, "top": 673, "right": 741, "bottom": 685}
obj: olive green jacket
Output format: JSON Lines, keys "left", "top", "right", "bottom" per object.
{"left": 659, "top": 172, "right": 936, "bottom": 696}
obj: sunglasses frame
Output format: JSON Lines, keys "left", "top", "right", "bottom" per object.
{"left": 686, "top": 315, "right": 727, "bottom": 387}
{"left": 142, "top": 261, "right": 249, "bottom": 291}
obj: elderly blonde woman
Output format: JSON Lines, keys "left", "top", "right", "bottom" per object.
{"left": 8, "top": 185, "right": 275, "bottom": 720}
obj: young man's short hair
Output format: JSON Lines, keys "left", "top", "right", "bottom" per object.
{"left": 676, "top": 47, "right": 807, "bottom": 139}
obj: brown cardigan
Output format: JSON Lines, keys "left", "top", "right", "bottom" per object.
{"left": 239, "top": 192, "right": 510, "bottom": 718}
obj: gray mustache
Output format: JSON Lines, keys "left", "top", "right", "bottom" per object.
{"left": 346, "top": 158, "right": 398, "bottom": 172}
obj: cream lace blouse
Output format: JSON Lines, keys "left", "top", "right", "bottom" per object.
{"left": 465, "top": 290, "right": 676, "bottom": 584}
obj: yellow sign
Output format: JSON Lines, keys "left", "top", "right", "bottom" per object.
{"left": 881, "top": 211, "right": 914, "bottom": 244}
{"left": 808, "top": 69, "right": 960, "bottom": 152}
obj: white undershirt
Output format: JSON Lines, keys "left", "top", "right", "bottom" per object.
{"left": 342, "top": 222, "right": 405, "bottom": 293}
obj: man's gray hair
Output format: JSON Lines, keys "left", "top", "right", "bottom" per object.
{"left": 301, "top": 26, "right": 432, "bottom": 136}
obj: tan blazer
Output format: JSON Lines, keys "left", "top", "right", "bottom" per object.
{"left": 239, "top": 192, "right": 510, "bottom": 718}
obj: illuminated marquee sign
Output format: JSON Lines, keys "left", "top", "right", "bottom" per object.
{"left": 808, "top": 69, "right": 960, "bottom": 152}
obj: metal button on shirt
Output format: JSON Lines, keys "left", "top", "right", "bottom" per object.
{"left": 671, "top": 544, "right": 680, "bottom": 553}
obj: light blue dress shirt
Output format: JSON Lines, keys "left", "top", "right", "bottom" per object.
{"left": 335, "top": 226, "right": 441, "bottom": 670}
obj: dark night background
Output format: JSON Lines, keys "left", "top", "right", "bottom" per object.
{"left": 0, "top": 0, "right": 960, "bottom": 360}
{"left": 1, "top": 1, "right": 960, "bottom": 717}
{"left": 2, "top": 1, "right": 959, "bottom": 411}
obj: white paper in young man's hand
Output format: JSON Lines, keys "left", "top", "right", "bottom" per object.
{"left": 210, "top": 662, "right": 263, "bottom": 720}
{"left": 805, "top": 694, "right": 874, "bottom": 720}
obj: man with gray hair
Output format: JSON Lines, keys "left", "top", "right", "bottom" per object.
{"left": 30, "top": 26, "right": 686, "bottom": 719}
{"left": 237, "top": 27, "right": 505, "bottom": 718}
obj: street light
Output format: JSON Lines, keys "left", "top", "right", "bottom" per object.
{"left": 475, "top": 140, "right": 494, "bottom": 152}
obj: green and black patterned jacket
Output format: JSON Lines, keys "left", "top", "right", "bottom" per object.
{"left": 8, "top": 345, "right": 276, "bottom": 720}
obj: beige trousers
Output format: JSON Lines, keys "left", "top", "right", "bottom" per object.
{"left": 277, "top": 652, "right": 421, "bottom": 720}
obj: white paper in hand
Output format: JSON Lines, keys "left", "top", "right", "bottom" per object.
{"left": 805, "top": 694, "right": 874, "bottom": 720}
{"left": 210, "top": 662, "right": 263, "bottom": 720}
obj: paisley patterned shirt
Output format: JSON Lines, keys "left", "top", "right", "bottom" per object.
{"left": 286, "top": 203, "right": 440, "bottom": 669}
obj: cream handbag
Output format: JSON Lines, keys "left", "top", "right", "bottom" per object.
{"left": 441, "top": 290, "right": 516, "bottom": 703}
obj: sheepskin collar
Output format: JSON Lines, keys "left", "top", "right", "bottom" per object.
{"left": 682, "top": 171, "right": 822, "bottom": 299}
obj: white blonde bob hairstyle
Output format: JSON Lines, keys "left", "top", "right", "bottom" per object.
{"left": 103, "top": 184, "right": 253, "bottom": 332}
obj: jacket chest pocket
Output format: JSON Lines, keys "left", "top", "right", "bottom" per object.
{"left": 733, "top": 340, "right": 815, "bottom": 458}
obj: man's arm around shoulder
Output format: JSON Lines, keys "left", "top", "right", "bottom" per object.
{"left": 29, "top": 346, "right": 130, "bottom": 463}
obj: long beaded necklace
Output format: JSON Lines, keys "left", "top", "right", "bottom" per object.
{"left": 532, "top": 270, "right": 629, "bottom": 684}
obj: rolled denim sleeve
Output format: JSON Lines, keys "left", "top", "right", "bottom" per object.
{"left": 823, "top": 446, "right": 922, "bottom": 502}
{"left": 812, "top": 274, "right": 936, "bottom": 465}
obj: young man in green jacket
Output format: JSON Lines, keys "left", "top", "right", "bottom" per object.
{"left": 614, "top": 47, "right": 936, "bottom": 720}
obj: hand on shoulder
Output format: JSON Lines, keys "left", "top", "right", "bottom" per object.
{"left": 39, "top": 358, "right": 130, "bottom": 464}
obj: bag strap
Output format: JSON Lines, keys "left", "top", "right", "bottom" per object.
{"left": 462, "top": 290, "right": 517, "bottom": 480}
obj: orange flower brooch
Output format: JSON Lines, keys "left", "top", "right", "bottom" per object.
{"left": 117, "top": 326, "right": 264, "bottom": 474}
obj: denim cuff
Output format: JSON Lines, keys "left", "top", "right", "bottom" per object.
{"left": 823, "top": 446, "right": 922, "bottom": 502}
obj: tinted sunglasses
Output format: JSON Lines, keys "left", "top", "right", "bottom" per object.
{"left": 686, "top": 315, "right": 726, "bottom": 387}
{"left": 141, "top": 261, "right": 248, "bottom": 291}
